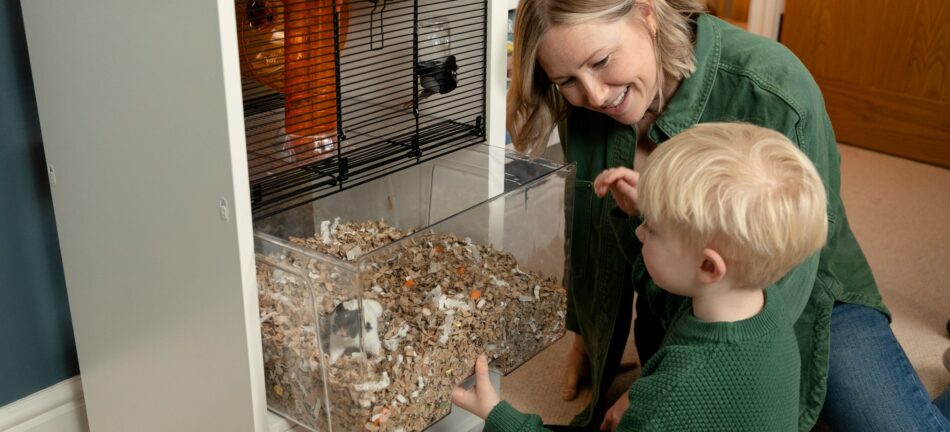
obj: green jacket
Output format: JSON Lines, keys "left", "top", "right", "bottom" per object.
{"left": 560, "top": 14, "right": 888, "bottom": 430}
{"left": 486, "top": 284, "right": 801, "bottom": 432}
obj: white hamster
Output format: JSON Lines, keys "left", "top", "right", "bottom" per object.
{"left": 327, "top": 298, "right": 384, "bottom": 364}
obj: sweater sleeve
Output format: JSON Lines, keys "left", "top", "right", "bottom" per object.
{"left": 615, "top": 352, "right": 689, "bottom": 432}
{"left": 484, "top": 401, "right": 552, "bottom": 432}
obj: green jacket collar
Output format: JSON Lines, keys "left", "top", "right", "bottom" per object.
{"left": 650, "top": 14, "right": 723, "bottom": 144}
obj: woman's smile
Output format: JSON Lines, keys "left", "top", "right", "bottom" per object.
{"left": 601, "top": 85, "right": 630, "bottom": 114}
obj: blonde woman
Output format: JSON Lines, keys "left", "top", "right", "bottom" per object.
{"left": 503, "top": 0, "right": 950, "bottom": 431}
{"left": 453, "top": 123, "right": 828, "bottom": 431}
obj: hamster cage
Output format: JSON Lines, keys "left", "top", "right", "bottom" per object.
{"left": 21, "top": 0, "right": 572, "bottom": 430}
{"left": 236, "top": 1, "right": 575, "bottom": 430}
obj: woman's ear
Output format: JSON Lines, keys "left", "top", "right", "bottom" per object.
{"left": 697, "top": 248, "right": 727, "bottom": 284}
{"left": 638, "top": 0, "right": 658, "bottom": 36}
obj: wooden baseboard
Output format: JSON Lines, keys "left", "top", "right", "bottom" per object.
{"left": 0, "top": 377, "right": 88, "bottom": 432}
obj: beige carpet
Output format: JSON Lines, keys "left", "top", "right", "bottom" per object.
{"left": 501, "top": 144, "right": 950, "bottom": 425}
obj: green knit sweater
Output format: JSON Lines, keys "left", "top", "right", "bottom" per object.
{"left": 484, "top": 283, "right": 800, "bottom": 432}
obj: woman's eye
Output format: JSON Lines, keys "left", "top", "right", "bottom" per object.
{"left": 559, "top": 77, "right": 576, "bottom": 87}
{"left": 593, "top": 55, "right": 611, "bottom": 69}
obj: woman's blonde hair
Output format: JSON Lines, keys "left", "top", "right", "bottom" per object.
{"left": 638, "top": 123, "right": 829, "bottom": 288}
{"left": 508, "top": 0, "right": 706, "bottom": 154}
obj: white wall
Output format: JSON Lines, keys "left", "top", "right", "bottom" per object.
{"left": 20, "top": 0, "right": 266, "bottom": 430}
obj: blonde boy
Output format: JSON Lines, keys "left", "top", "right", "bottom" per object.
{"left": 454, "top": 123, "right": 828, "bottom": 431}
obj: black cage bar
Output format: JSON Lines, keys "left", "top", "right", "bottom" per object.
{"left": 236, "top": 0, "right": 488, "bottom": 219}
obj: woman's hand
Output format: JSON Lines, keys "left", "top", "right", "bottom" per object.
{"left": 594, "top": 167, "right": 641, "bottom": 216}
{"left": 600, "top": 392, "right": 630, "bottom": 431}
{"left": 451, "top": 354, "right": 501, "bottom": 420}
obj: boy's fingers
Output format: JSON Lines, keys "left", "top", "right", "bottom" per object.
{"left": 611, "top": 179, "right": 638, "bottom": 202}
{"left": 593, "top": 173, "right": 608, "bottom": 197}
{"left": 594, "top": 170, "right": 621, "bottom": 197}
{"left": 451, "top": 386, "right": 477, "bottom": 412}
{"left": 595, "top": 168, "right": 639, "bottom": 198}
{"left": 618, "top": 168, "right": 639, "bottom": 185}
{"left": 475, "top": 354, "right": 492, "bottom": 391}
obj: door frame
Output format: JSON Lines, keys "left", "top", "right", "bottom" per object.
{"left": 747, "top": 0, "right": 784, "bottom": 40}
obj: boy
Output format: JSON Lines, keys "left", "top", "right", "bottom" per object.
{"left": 452, "top": 123, "right": 828, "bottom": 431}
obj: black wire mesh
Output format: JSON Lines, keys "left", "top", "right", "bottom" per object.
{"left": 236, "top": 0, "right": 487, "bottom": 219}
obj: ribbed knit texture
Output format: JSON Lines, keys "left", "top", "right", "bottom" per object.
{"left": 484, "top": 284, "right": 800, "bottom": 432}
{"left": 617, "top": 284, "right": 800, "bottom": 431}
{"left": 486, "top": 401, "right": 546, "bottom": 432}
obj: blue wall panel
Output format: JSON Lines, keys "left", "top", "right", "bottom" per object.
{"left": 0, "top": 0, "right": 80, "bottom": 407}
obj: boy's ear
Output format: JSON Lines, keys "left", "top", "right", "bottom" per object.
{"left": 697, "top": 248, "right": 727, "bottom": 284}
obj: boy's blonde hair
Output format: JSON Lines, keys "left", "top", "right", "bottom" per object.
{"left": 638, "top": 123, "right": 828, "bottom": 288}
{"left": 508, "top": 0, "right": 706, "bottom": 155}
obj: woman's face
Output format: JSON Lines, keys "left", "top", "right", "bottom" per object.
{"left": 537, "top": 10, "right": 659, "bottom": 126}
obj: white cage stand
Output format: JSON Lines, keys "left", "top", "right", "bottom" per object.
{"left": 20, "top": 0, "right": 510, "bottom": 430}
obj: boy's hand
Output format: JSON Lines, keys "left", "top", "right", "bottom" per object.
{"left": 451, "top": 354, "right": 501, "bottom": 420}
{"left": 600, "top": 392, "right": 629, "bottom": 431}
{"left": 593, "top": 167, "right": 640, "bottom": 216}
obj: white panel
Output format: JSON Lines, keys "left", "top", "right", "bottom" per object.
{"left": 487, "top": 0, "right": 509, "bottom": 246}
{"left": 487, "top": 0, "right": 509, "bottom": 149}
{"left": 20, "top": 0, "right": 266, "bottom": 430}
{"left": 747, "top": 0, "right": 785, "bottom": 40}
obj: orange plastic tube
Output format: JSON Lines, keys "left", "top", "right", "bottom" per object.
{"left": 283, "top": 0, "right": 349, "bottom": 160}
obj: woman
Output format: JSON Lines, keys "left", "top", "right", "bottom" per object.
{"left": 508, "top": 0, "right": 950, "bottom": 430}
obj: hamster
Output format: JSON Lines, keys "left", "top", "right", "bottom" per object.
{"left": 327, "top": 298, "right": 383, "bottom": 364}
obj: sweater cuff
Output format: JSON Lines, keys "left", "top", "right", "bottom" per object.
{"left": 485, "top": 400, "right": 533, "bottom": 432}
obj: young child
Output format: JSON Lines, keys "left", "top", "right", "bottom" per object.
{"left": 452, "top": 123, "right": 829, "bottom": 431}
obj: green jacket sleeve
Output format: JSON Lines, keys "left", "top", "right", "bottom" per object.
{"left": 642, "top": 280, "right": 687, "bottom": 329}
{"left": 696, "top": 54, "right": 832, "bottom": 325}
{"left": 564, "top": 289, "right": 579, "bottom": 334}
{"left": 607, "top": 206, "right": 643, "bottom": 268}
{"left": 768, "top": 253, "right": 819, "bottom": 324}
{"left": 756, "top": 69, "right": 834, "bottom": 323}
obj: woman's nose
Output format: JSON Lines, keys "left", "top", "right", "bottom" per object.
{"left": 580, "top": 77, "right": 609, "bottom": 107}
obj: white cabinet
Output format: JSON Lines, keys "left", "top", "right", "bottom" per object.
{"left": 20, "top": 0, "right": 510, "bottom": 430}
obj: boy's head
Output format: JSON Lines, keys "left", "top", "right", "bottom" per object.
{"left": 636, "top": 123, "right": 828, "bottom": 292}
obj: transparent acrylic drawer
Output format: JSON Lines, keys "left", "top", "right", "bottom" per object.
{"left": 254, "top": 145, "right": 574, "bottom": 431}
